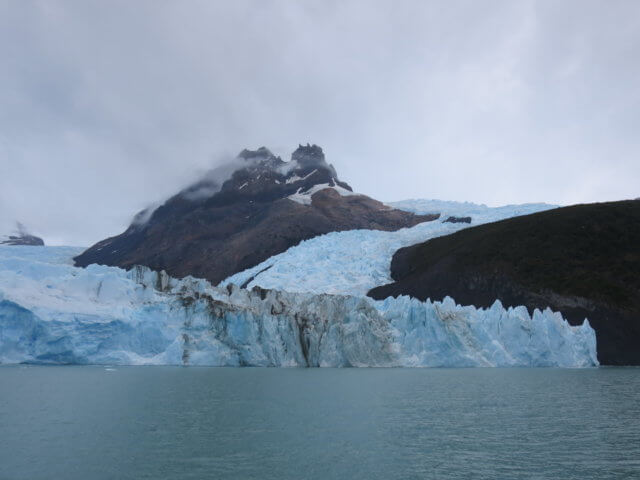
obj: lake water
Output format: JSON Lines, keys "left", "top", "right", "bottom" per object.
{"left": 0, "top": 366, "right": 639, "bottom": 480}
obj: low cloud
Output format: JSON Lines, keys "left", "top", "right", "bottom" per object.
{"left": 1, "top": 0, "right": 639, "bottom": 245}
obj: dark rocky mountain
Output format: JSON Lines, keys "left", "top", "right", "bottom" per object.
{"left": 368, "top": 200, "right": 640, "bottom": 365}
{"left": 1, "top": 223, "right": 44, "bottom": 246}
{"left": 75, "top": 144, "right": 437, "bottom": 284}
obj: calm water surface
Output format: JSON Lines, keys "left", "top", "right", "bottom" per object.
{"left": 0, "top": 366, "right": 639, "bottom": 480}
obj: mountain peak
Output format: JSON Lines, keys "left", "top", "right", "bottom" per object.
{"left": 1, "top": 222, "right": 45, "bottom": 246}
{"left": 237, "top": 147, "right": 282, "bottom": 166}
{"left": 238, "top": 146, "right": 274, "bottom": 159}
{"left": 74, "top": 143, "right": 436, "bottom": 285}
{"left": 216, "top": 144, "right": 346, "bottom": 198}
{"left": 292, "top": 144, "right": 325, "bottom": 168}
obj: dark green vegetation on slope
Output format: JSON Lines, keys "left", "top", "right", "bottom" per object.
{"left": 368, "top": 200, "right": 640, "bottom": 365}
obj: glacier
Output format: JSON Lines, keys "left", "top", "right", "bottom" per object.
{"left": 221, "top": 200, "right": 556, "bottom": 296}
{"left": 0, "top": 244, "right": 597, "bottom": 367}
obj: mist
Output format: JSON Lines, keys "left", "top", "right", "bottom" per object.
{"left": 1, "top": 0, "right": 639, "bottom": 245}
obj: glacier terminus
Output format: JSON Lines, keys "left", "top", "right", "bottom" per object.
{"left": 0, "top": 237, "right": 597, "bottom": 367}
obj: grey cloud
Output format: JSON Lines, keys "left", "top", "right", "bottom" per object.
{"left": 1, "top": 0, "right": 638, "bottom": 245}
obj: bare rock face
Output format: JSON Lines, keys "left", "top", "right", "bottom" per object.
{"left": 1, "top": 223, "right": 44, "bottom": 246}
{"left": 443, "top": 216, "right": 471, "bottom": 224}
{"left": 74, "top": 145, "right": 437, "bottom": 284}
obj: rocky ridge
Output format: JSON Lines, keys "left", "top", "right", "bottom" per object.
{"left": 74, "top": 144, "right": 436, "bottom": 284}
{"left": 0, "top": 223, "right": 44, "bottom": 246}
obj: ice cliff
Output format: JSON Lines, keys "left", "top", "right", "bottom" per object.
{"left": 0, "top": 245, "right": 597, "bottom": 367}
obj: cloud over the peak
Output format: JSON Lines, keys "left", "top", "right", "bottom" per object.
{"left": 1, "top": 0, "right": 639, "bottom": 245}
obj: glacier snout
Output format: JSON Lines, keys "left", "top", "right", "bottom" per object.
{"left": 0, "top": 246, "right": 598, "bottom": 367}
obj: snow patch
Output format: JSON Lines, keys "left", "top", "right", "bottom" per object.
{"left": 287, "top": 182, "right": 360, "bottom": 205}
{"left": 286, "top": 168, "right": 319, "bottom": 184}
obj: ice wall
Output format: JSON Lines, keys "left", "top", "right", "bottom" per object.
{"left": 0, "top": 246, "right": 597, "bottom": 367}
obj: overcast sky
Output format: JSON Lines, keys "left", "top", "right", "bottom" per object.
{"left": 1, "top": 0, "right": 639, "bottom": 245}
